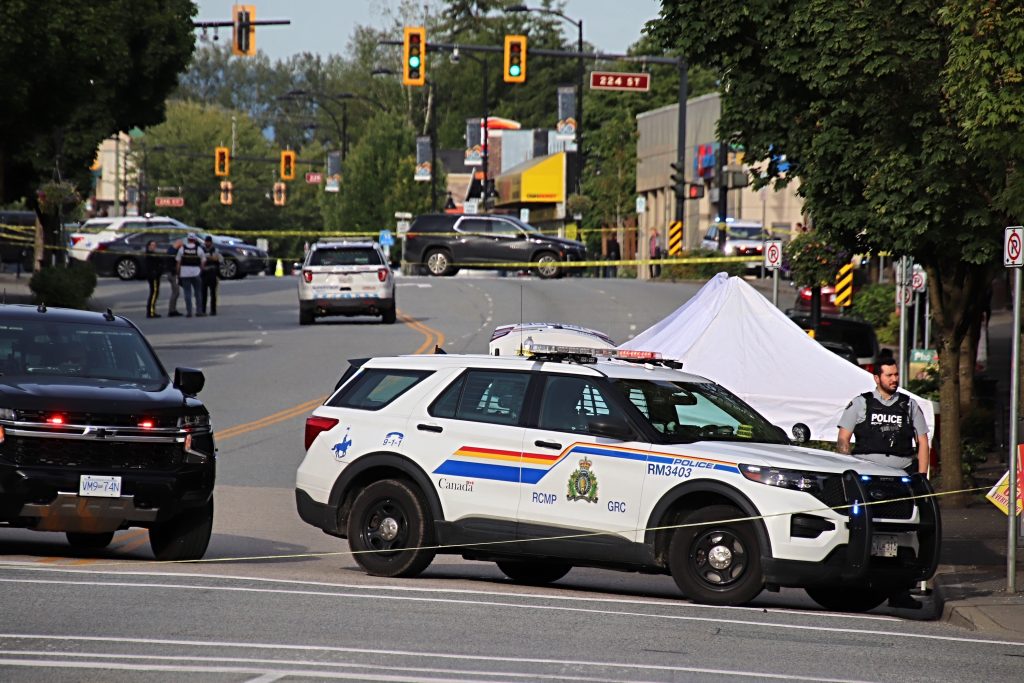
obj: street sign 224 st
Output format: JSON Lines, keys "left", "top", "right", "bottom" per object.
{"left": 590, "top": 71, "right": 651, "bottom": 92}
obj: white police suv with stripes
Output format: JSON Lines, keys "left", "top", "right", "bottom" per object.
{"left": 297, "top": 241, "right": 395, "bottom": 325}
{"left": 295, "top": 343, "right": 940, "bottom": 611}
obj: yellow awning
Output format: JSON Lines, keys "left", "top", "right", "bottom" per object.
{"left": 495, "top": 152, "right": 565, "bottom": 205}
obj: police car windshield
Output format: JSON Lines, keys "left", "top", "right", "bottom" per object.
{"left": 611, "top": 379, "right": 787, "bottom": 444}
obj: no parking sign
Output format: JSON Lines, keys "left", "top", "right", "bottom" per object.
{"left": 763, "top": 239, "right": 783, "bottom": 270}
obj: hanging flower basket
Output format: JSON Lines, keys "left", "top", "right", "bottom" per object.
{"left": 786, "top": 232, "right": 850, "bottom": 287}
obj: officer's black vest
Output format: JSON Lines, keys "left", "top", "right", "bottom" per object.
{"left": 852, "top": 391, "right": 915, "bottom": 457}
{"left": 180, "top": 244, "right": 201, "bottom": 268}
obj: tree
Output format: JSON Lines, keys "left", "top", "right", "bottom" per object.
{"left": 649, "top": 1, "right": 1008, "bottom": 497}
{"left": 0, "top": 0, "right": 195, "bottom": 202}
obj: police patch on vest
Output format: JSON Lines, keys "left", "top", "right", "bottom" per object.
{"left": 567, "top": 457, "right": 599, "bottom": 503}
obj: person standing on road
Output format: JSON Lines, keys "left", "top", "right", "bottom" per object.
{"left": 649, "top": 228, "right": 662, "bottom": 278}
{"left": 166, "top": 238, "right": 183, "bottom": 317}
{"left": 144, "top": 240, "right": 162, "bottom": 318}
{"left": 201, "top": 235, "right": 222, "bottom": 316}
{"left": 176, "top": 233, "right": 206, "bottom": 318}
{"left": 836, "top": 357, "right": 930, "bottom": 477}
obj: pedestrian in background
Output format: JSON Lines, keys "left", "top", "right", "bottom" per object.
{"left": 201, "top": 235, "right": 222, "bottom": 316}
{"left": 176, "top": 233, "right": 206, "bottom": 318}
{"left": 605, "top": 232, "right": 620, "bottom": 278}
{"left": 166, "top": 238, "right": 183, "bottom": 317}
{"left": 649, "top": 228, "right": 662, "bottom": 278}
{"left": 144, "top": 240, "right": 162, "bottom": 318}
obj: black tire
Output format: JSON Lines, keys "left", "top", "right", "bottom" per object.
{"left": 66, "top": 531, "right": 115, "bottom": 550}
{"left": 805, "top": 586, "right": 888, "bottom": 613}
{"left": 299, "top": 307, "right": 315, "bottom": 325}
{"left": 381, "top": 301, "right": 397, "bottom": 324}
{"left": 668, "top": 504, "right": 763, "bottom": 605}
{"left": 149, "top": 499, "right": 213, "bottom": 561}
{"left": 219, "top": 257, "right": 239, "bottom": 280}
{"left": 534, "top": 251, "right": 561, "bottom": 279}
{"left": 496, "top": 560, "right": 572, "bottom": 585}
{"left": 347, "top": 479, "right": 435, "bottom": 578}
{"left": 115, "top": 257, "right": 138, "bottom": 281}
{"left": 424, "top": 249, "right": 454, "bottom": 277}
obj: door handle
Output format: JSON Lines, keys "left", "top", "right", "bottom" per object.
{"left": 534, "top": 440, "right": 562, "bottom": 450}
{"left": 417, "top": 423, "right": 443, "bottom": 433}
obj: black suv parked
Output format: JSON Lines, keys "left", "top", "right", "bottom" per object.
{"left": 0, "top": 304, "right": 216, "bottom": 560}
{"left": 787, "top": 312, "right": 881, "bottom": 371}
{"left": 405, "top": 213, "right": 586, "bottom": 278}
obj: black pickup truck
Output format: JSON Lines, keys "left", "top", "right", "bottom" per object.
{"left": 0, "top": 304, "right": 216, "bottom": 560}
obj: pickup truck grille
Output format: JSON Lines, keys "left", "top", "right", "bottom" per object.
{"left": 3, "top": 435, "right": 183, "bottom": 471}
{"left": 821, "top": 475, "right": 914, "bottom": 520}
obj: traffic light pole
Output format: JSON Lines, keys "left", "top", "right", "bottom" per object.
{"left": 675, "top": 60, "right": 688, "bottom": 222}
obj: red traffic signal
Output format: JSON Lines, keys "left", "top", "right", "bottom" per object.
{"left": 687, "top": 183, "right": 705, "bottom": 200}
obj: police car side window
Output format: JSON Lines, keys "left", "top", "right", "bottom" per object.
{"left": 538, "top": 376, "right": 611, "bottom": 434}
{"left": 429, "top": 373, "right": 465, "bottom": 418}
{"left": 327, "top": 369, "right": 431, "bottom": 410}
{"left": 430, "top": 370, "right": 529, "bottom": 426}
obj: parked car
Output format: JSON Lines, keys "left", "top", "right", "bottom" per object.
{"left": 818, "top": 339, "right": 860, "bottom": 366}
{"left": 405, "top": 213, "right": 586, "bottom": 278}
{"left": 298, "top": 241, "right": 395, "bottom": 325}
{"left": 295, "top": 344, "right": 939, "bottom": 610}
{"left": 89, "top": 229, "right": 268, "bottom": 280}
{"left": 788, "top": 312, "right": 881, "bottom": 371}
{"left": 700, "top": 220, "right": 769, "bottom": 273}
{"left": 0, "top": 303, "right": 215, "bottom": 560}
{"left": 70, "top": 215, "right": 190, "bottom": 262}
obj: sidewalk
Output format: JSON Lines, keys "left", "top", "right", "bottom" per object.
{"left": 0, "top": 270, "right": 33, "bottom": 304}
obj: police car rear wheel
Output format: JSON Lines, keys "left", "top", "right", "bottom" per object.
{"left": 804, "top": 586, "right": 888, "bottom": 613}
{"left": 347, "top": 479, "right": 435, "bottom": 578}
{"left": 669, "top": 504, "right": 763, "bottom": 605}
{"left": 496, "top": 560, "right": 572, "bottom": 585}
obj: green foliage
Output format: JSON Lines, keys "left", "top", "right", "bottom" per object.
{"left": 905, "top": 364, "right": 939, "bottom": 401}
{"left": 851, "top": 283, "right": 896, "bottom": 329}
{"left": 29, "top": 263, "right": 97, "bottom": 310}
{"left": 786, "top": 233, "right": 850, "bottom": 288}
{"left": 875, "top": 311, "right": 901, "bottom": 346}
{"left": 659, "top": 249, "right": 746, "bottom": 280}
{"left": 0, "top": 0, "right": 196, "bottom": 203}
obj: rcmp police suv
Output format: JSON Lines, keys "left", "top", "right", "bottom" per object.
{"left": 295, "top": 343, "right": 939, "bottom": 611}
{"left": 298, "top": 241, "right": 396, "bottom": 325}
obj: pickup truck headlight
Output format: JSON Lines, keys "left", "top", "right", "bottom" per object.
{"left": 0, "top": 408, "right": 15, "bottom": 421}
{"left": 178, "top": 413, "right": 211, "bottom": 430}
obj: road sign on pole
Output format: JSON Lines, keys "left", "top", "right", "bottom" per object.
{"left": 1006, "top": 226, "right": 1024, "bottom": 593}
{"left": 154, "top": 196, "right": 185, "bottom": 208}
{"left": 763, "top": 239, "right": 783, "bottom": 270}
{"left": 911, "top": 264, "right": 927, "bottom": 292}
{"left": 834, "top": 262, "right": 854, "bottom": 308}
{"left": 1006, "top": 226, "right": 1024, "bottom": 267}
{"left": 305, "top": 172, "right": 323, "bottom": 184}
{"left": 667, "top": 220, "right": 683, "bottom": 256}
{"left": 589, "top": 71, "right": 651, "bottom": 92}
{"left": 635, "top": 196, "right": 646, "bottom": 214}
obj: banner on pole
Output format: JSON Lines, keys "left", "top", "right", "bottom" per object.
{"left": 986, "top": 445, "right": 1024, "bottom": 516}
{"left": 415, "top": 136, "right": 432, "bottom": 182}
{"left": 464, "top": 118, "right": 482, "bottom": 167}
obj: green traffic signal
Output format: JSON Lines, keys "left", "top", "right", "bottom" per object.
{"left": 409, "top": 55, "right": 420, "bottom": 69}
{"left": 509, "top": 64, "right": 521, "bottom": 77}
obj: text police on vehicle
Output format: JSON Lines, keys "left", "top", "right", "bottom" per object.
{"left": 295, "top": 343, "right": 940, "bottom": 610}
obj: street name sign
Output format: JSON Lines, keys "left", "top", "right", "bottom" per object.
{"left": 589, "top": 71, "right": 651, "bottom": 92}
{"left": 154, "top": 196, "right": 184, "bottom": 208}
{"left": 305, "top": 172, "right": 323, "bottom": 184}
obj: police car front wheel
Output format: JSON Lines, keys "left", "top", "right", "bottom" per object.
{"left": 496, "top": 560, "right": 572, "bottom": 585}
{"left": 347, "top": 479, "right": 436, "bottom": 578}
{"left": 669, "top": 504, "right": 764, "bottom": 606}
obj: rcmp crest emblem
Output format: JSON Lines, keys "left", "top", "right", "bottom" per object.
{"left": 566, "top": 457, "right": 599, "bottom": 503}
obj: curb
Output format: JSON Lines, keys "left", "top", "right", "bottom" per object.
{"left": 933, "top": 565, "right": 1024, "bottom": 641}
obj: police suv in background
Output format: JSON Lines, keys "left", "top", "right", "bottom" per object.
{"left": 295, "top": 342, "right": 940, "bottom": 611}
{"left": 489, "top": 322, "right": 615, "bottom": 357}
{"left": 298, "top": 241, "right": 396, "bottom": 325}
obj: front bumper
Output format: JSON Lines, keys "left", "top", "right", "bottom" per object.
{"left": 763, "top": 471, "right": 941, "bottom": 590}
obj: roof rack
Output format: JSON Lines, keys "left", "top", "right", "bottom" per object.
{"left": 519, "top": 340, "right": 682, "bottom": 369}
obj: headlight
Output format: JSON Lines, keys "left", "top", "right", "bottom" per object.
{"left": 178, "top": 413, "right": 211, "bottom": 430}
{"left": 0, "top": 408, "right": 15, "bottom": 421}
{"left": 740, "top": 464, "right": 831, "bottom": 495}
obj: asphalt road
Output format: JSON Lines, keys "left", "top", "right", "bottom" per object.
{"left": 1, "top": 272, "right": 1021, "bottom": 682}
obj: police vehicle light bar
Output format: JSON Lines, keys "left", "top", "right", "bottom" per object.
{"left": 519, "top": 340, "right": 665, "bottom": 363}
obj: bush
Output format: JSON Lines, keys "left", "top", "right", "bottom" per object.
{"left": 876, "top": 310, "right": 901, "bottom": 345}
{"left": 29, "top": 263, "right": 97, "bottom": 310}
{"left": 851, "top": 283, "right": 896, "bottom": 328}
{"left": 660, "top": 248, "right": 747, "bottom": 280}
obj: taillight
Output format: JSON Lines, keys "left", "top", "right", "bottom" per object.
{"left": 304, "top": 415, "right": 339, "bottom": 450}
{"left": 302, "top": 270, "right": 313, "bottom": 283}
{"left": 377, "top": 268, "right": 388, "bottom": 282}
{"left": 71, "top": 236, "right": 85, "bottom": 246}
{"left": 862, "top": 364, "right": 874, "bottom": 373}
{"left": 96, "top": 244, "right": 108, "bottom": 252}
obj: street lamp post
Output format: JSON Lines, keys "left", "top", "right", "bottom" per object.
{"left": 281, "top": 89, "right": 387, "bottom": 161}
{"left": 505, "top": 5, "right": 584, "bottom": 197}
{"left": 452, "top": 48, "right": 492, "bottom": 206}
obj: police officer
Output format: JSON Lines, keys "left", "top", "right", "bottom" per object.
{"left": 837, "top": 357, "right": 930, "bottom": 476}
{"left": 143, "top": 240, "right": 162, "bottom": 318}
{"left": 175, "top": 233, "right": 206, "bottom": 318}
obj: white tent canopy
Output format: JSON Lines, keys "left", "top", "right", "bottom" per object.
{"left": 620, "top": 273, "right": 935, "bottom": 443}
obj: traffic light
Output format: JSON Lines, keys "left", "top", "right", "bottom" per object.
{"left": 219, "top": 180, "right": 233, "bottom": 206}
{"left": 670, "top": 161, "right": 686, "bottom": 198}
{"left": 402, "top": 26, "right": 426, "bottom": 86}
{"left": 280, "top": 150, "right": 296, "bottom": 181}
{"left": 232, "top": 5, "right": 256, "bottom": 57}
{"left": 687, "top": 183, "right": 705, "bottom": 200}
{"left": 214, "top": 146, "right": 230, "bottom": 177}
{"left": 273, "top": 181, "right": 287, "bottom": 206}
{"left": 503, "top": 35, "right": 527, "bottom": 83}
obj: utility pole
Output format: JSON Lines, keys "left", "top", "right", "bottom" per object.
{"left": 675, "top": 60, "right": 688, "bottom": 223}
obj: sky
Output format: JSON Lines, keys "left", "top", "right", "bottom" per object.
{"left": 192, "top": 1, "right": 664, "bottom": 62}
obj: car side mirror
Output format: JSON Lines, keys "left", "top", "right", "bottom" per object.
{"left": 791, "top": 422, "right": 810, "bottom": 444}
{"left": 174, "top": 367, "right": 205, "bottom": 396}
{"left": 588, "top": 415, "right": 632, "bottom": 440}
